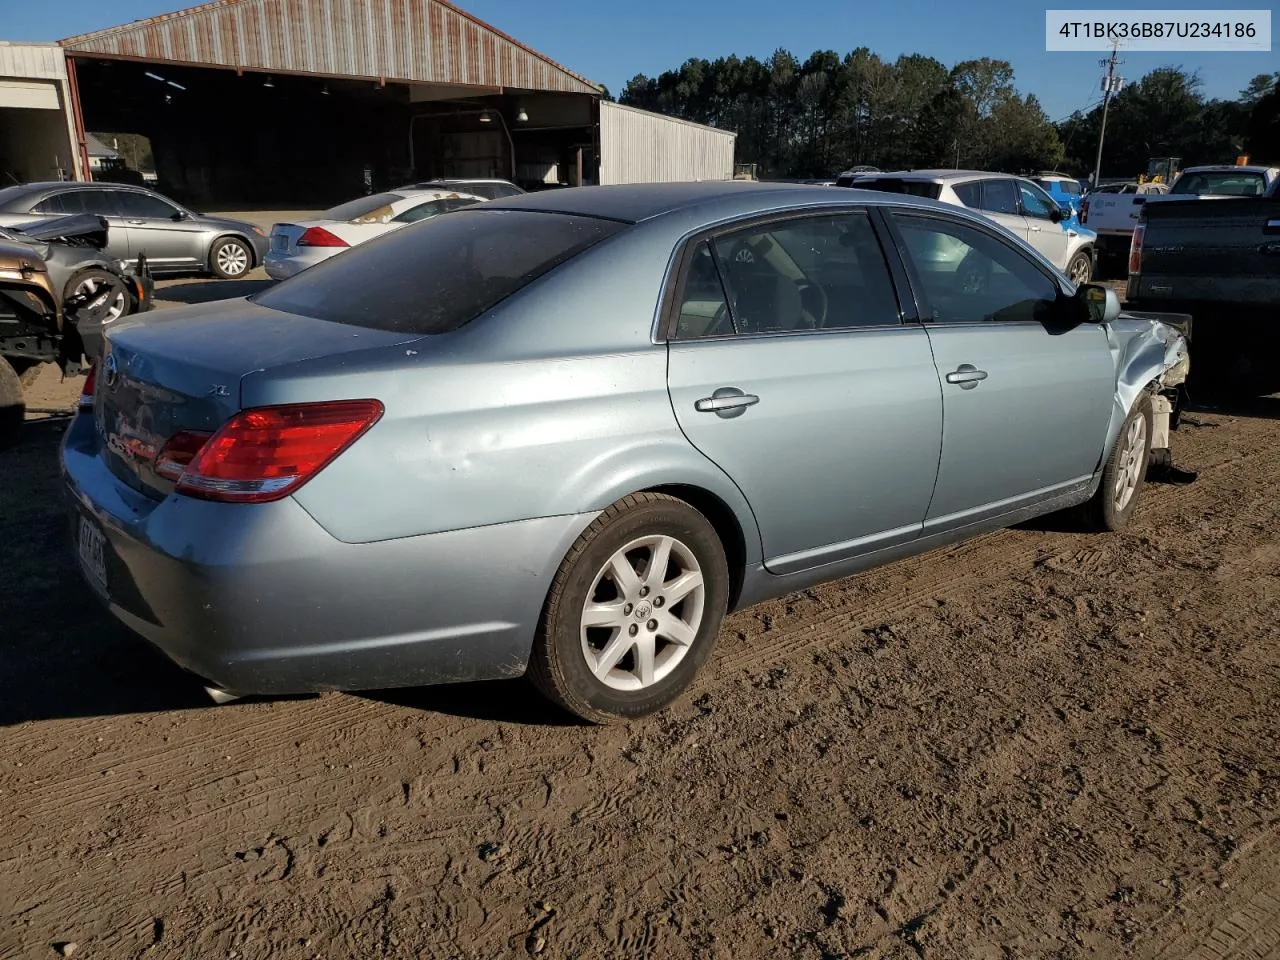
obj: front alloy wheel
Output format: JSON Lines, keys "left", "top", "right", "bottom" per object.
{"left": 1082, "top": 394, "right": 1152, "bottom": 531}
{"left": 211, "top": 237, "right": 251, "bottom": 279}
{"left": 1067, "top": 251, "right": 1093, "bottom": 286}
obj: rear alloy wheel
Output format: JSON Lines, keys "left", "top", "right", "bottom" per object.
{"left": 65, "top": 268, "right": 129, "bottom": 325}
{"left": 528, "top": 493, "right": 729, "bottom": 724}
{"left": 210, "top": 237, "right": 252, "bottom": 279}
{"left": 1066, "top": 250, "right": 1093, "bottom": 286}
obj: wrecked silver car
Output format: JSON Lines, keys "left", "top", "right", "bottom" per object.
{"left": 62, "top": 184, "right": 1195, "bottom": 723}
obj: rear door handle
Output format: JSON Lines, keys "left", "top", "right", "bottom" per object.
{"left": 695, "top": 387, "right": 759, "bottom": 418}
{"left": 945, "top": 364, "right": 988, "bottom": 390}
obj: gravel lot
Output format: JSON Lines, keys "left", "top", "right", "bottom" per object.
{"left": 3, "top": 285, "right": 1279, "bottom": 959}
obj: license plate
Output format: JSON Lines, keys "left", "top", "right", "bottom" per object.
{"left": 77, "top": 514, "right": 108, "bottom": 594}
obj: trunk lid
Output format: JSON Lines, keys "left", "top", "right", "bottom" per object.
{"left": 93, "top": 298, "right": 418, "bottom": 498}
{"left": 268, "top": 222, "right": 310, "bottom": 256}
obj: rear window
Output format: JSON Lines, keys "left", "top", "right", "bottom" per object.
{"left": 1172, "top": 172, "right": 1268, "bottom": 196}
{"left": 321, "top": 192, "right": 406, "bottom": 221}
{"left": 253, "top": 209, "right": 625, "bottom": 335}
{"left": 848, "top": 178, "right": 942, "bottom": 200}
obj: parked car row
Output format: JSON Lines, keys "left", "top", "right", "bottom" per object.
{"left": 840, "top": 170, "right": 1098, "bottom": 285}
{"left": 0, "top": 180, "right": 269, "bottom": 280}
{"left": 63, "top": 180, "right": 1192, "bottom": 723}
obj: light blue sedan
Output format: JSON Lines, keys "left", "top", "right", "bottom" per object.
{"left": 62, "top": 182, "right": 1190, "bottom": 723}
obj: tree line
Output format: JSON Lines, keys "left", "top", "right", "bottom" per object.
{"left": 617, "top": 51, "right": 1280, "bottom": 182}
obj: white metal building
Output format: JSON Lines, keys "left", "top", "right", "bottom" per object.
{"left": 0, "top": 43, "right": 85, "bottom": 183}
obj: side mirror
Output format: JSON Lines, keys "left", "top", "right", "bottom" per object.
{"left": 1077, "top": 282, "right": 1120, "bottom": 324}
{"left": 170, "top": 210, "right": 188, "bottom": 222}
{"left": 1049, "top": 205, "right": 1064, "bottom": 224}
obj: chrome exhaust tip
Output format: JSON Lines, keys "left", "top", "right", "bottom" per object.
{"left": 204, "top": 685, "right": 241, "bottom": 705}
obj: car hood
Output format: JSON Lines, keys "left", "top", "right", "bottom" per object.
{"left": 193, "top": 214, "right": 262, "bottom": 234}
{"left": 6, "top": 213, "right": 109, "bottom": 248}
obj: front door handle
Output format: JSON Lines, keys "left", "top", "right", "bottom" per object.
{"left": 1029, "top": 224, "right": 1042, "bottom": 232}
{"left": 695, "top": 387, "right": 759, "bottom": 418}
{"left": 945, "top": 364, "right": 988, "bottom": 390}
{"left": 126, "top": 219, "right": 146, "bottom": 225}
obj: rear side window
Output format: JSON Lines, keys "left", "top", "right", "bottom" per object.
{"left": 254, "top": 209, "right": 625, "bottom": 335}
{"left": 952, "top": 182, "right": 981, "bottom": 208}
{"left": 979, "top": 180, "right": 1019, "bottom": 214}
{"left": 850, "top": 179, "right": 942, "bottom": 200}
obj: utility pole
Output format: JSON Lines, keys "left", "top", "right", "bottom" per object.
{"left": 1092, "top": 44, "right": 1123, "bottom": 189}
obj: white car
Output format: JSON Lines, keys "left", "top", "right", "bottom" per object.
{"left": 845, "top": 170, "right": 1098, "bottom": 286}
{"left": 264, "top": 189, "right": 486, "bottom": 280}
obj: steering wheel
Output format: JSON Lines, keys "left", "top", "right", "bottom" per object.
{"left": 795, "top": 280, "right": 829, "bottom": 329}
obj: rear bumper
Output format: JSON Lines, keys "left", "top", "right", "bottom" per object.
{"left": 60, "top": 412, "right": 594, "bottom": 697}
{"left": 263, "top": 248, "right": 333, "bottom": 280}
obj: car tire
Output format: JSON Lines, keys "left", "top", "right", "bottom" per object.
{"left": 64, "top": 268, "right": 130, "bottom": 325}
{"left": 1066, "top": 250, "right": 1093, "bottom": 286}
{"left": 528, "top": 492, "right": 730, "bottom": 724}
{"left": 0, "top": 357, "right": 26, "bottom": 446}
{"left": 1083, "top": 394, "right": 1153, "bottom": 532}
{"left": 209, "top": 236, "right": 253, "bottom": 279}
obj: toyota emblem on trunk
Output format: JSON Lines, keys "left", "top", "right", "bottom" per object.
{"left": 102, "top": 353, "right": 119, "bottom": 390}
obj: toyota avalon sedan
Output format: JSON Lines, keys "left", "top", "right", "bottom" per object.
{"left": 62, "top": 182, "right": 1190, "bottom": 723}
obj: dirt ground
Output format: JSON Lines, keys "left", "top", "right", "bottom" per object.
{"left": 3, "top": 296, "right": 1280, "bottom": 959}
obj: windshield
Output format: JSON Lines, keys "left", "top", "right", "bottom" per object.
{"left": 254, "top": 209, "right": 626, "bottom": 336}
{"left": 320, "top": 192, "right": 406, "bottom": 221}
{"left": 1172, "top": 172, "right": 1268, "bottom": 196}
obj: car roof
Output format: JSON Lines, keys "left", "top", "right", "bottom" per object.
{"left": 854, "top": 170, "right": 1017, "bottom": 184}
{"left": 479, "top": 180, "right": 966, "bottom": 225}
{"left": 1180, "top": 164, "right": 1277, "bottom": 174}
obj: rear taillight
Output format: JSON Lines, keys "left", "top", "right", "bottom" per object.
{"left": 155, "top": 430, "right": 214, "bottom": 480}
{"left": 1128, "top": 224, "right": 1145, "bottom": 276}
{"left": 1080, "top": 198, "right": 1089, "bottom": 223}
{"left": 296, "top": 227, "right": 349, "bottom": 248}
{"left": 174, "top": 399, "right": 383, "bottom": 503}
{"left": 78, "top": 364, "right": 96, "bottom": 412}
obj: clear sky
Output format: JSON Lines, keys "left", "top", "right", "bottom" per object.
{"left": 6, "top": 0, "right": 1274, "bottom": 121}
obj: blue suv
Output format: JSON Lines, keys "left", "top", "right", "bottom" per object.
{"left": 1031, "top": 173, "right": 1085, "bottom": 219}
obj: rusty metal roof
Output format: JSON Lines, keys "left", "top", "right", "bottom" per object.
{"left": 59, "top": 0, "right": 600, "bottom": 95}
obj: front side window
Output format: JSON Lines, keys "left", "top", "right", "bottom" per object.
{"left": 892, "top": 213, "right": 1060, "bottom": 325}
{"left": 254, "top": 209, "right": 625, "bottom": 335}
{"left": 1018, "top": 181, "right": 1059, "bottom": 219}
{"left": 979, "top": 180, "right": 1020, "bottom": 215}
{"left": 699, "top": 212, "right": 900, "bottom": 335}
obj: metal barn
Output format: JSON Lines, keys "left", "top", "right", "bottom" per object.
{"left": 0, "top": 0, "right": 735, "bottom": 209}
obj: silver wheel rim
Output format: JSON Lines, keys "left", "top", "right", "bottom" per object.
{"left": 1113, "top": 414, "right": 1146, "bottom": 512}
{"left": 216, "top": 242, "right": 249, "bottom": 276}
{"left": 580, "top": 534, "right": 706, "bottom": 692}
{"left": 75, "top": 276, "right": 127, "bottom": 323}
{"left": 1070, "top": 256, "right": 1091, "bottom": 284}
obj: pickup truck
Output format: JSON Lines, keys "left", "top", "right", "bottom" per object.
{"left": 1081, "top": 181, "right": 1170, "bottom": 261}
{"left": 1125, "top": 176, "right": 1280, "bottom": 396}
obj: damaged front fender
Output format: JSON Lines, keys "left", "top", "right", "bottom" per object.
{"left": 1099, "top": 313, "right": 1192, "bottom": 478}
